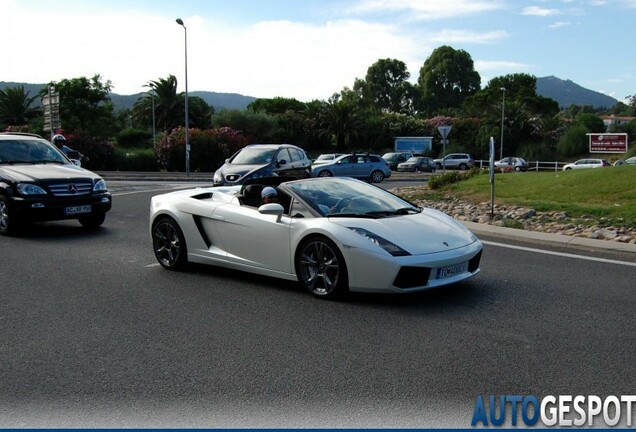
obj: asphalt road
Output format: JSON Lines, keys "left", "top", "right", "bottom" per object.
{"left": 1, "top": 181, "right": 634, "bottom": 427}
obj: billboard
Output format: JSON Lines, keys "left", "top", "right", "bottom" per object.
{"left": 394, "top": 136, "right": 433, "bottom": 154}
{"left": 587, "top": 133, "right": 628, "bottom": 153}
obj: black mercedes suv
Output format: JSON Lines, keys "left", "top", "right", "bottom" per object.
{"left": 0, "top": 133, "right": 112, "bottom": 235}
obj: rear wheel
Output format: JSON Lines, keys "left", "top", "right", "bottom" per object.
{"left": 78, "top": 212, "right": 106, "bottom": 228}
{"left": 370, "top": 170, "right": 384, "bottom": 183}
{"left": 152, "top": 216, "right": 188, "bottom": 270}
{"left": 296, "top": 236, "right": 348, "bottom": 300}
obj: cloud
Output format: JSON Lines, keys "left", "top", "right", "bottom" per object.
{"left": 431, "top": 29, "right": 508, "bottom": 44}
{"left": 348, "top": 0, "right": 505, "bottom": 20}
{"left": 521, "top": 6, "right": 561, "bottom": 16}
{"left": 548, "top": 21, "right": 572, "bottom": 28}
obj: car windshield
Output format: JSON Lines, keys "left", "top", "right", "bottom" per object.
{"left": 289, "top": 178, "right": 421, "bottom": 218}
{"left": 231, "top": 147, "right": 277, "bottom": 164}
{"left": 405, "top": 157, "right": 420, "bottom": 163}
{"left": 0, "top": 139, "right": 67, "bottom": 164}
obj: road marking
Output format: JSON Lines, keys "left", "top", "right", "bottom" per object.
{"left": 145, "top": 263, "right": 161, "bottom": 268}
{"left": 482, "top": 240, "right": 636, "bottom": 267}
{"left": 112, "top": 186, "right": 186, "bottom": 197}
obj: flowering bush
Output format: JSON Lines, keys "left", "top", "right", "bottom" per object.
{"left": 155, "top": 127, "right": 249, "bottom": 172}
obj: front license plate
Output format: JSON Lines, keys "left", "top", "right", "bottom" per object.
{"left": 64, "top": 205, "right": 92, "bottom": 215}
{"left": 436, "top": 262, "right": 468, "bottom": 279}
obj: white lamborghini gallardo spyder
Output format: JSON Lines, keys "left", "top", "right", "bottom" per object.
{"left": 150, "top": 177, "right": 483, "bottom": 299}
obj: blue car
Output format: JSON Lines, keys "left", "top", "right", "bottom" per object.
{"left": 311, "top": 153, "right": 391, "bottom": 183}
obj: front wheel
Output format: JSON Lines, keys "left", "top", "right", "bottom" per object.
{"left": 459, "top": 163, "right": 468, "bottom": 170}
{"left": 152, "top": 216, "right": 188, "bottom": 270}
{"left": 0, "top": 195, "right": 20, "bottom": 236}
{"left": 370, "top": 170, "right": 384, "bottom": 183}
{"left": 514, "top": 166, "right": 521, "bottom": 172}
{"left": 317, "top": 170, "right": 333, "bottom": 177}
{"left": 296, "top": 236, "right": 348, "bottom": 300}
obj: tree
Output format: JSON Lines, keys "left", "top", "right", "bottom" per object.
{"left": 417, "top": 46, "right": 481, "bottom": 114}
{"left": 573, "top": 113, "right": 605, "bottom": 133}
{"left": 247, "top": 97, "right": 306, "bottom": 114}
{"left": 133, "top": 75, "right": 183, "bottom": 132}
{"left": 41, "top": 75, "right": 117, "bottom": 138}
{"left": 358, "top": 58, "right": 415, "bottom": 114}
{"left": 318, "top": 94, "right": 363, "bottom": 150}
{"left": 0, "top": 85, "right": 39, "bottom": 127}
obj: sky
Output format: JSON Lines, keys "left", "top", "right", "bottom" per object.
{"left": 2, "top": 0, "right": 635, "bottom": 104}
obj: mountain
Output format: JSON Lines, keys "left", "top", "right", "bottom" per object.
{"left": 2, "top": 76, "right": 620, "bottom": 111}
{"left": 0, "top": 82, "right": 256, "bottom": 111}
{"left": 536, "top": 76, "right": 619, "bottom": 109}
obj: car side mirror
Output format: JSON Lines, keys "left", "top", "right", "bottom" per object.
{"left": 259, "top": 203, "right": 284, "bottom": 222}
{"left": 70, "top": 159, "right": 81, "bottom": 167}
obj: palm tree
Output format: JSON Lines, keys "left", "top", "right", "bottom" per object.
{"left": 0, "top": 85, "right": 39, "bottom": 126}
{"left": 318, "top": 94, "right": 362, "bottom": 151}
{"left": 133, "top": 75, "right": 183, "bottom": 131}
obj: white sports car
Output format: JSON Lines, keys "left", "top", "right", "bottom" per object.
{"left": 150, "top": 177, "right": 483, "bottom": 299}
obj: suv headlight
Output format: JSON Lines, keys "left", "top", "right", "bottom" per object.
{"left": 213, "top": 172, "right": 223, "bottom": 183}
{"left": 17, "top": 183, "right": 47, "bottom": 195}
{"left": 93, "top": 179, "right": 107, "bottom": 192}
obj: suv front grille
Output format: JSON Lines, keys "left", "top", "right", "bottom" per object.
{"left": 48, "top": 182, "right": 93, "bottom": 196}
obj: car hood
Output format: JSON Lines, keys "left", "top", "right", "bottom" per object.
{"left": 0, "top": 164, "right": 100, "bottom": 182}
{"left": 218, "top": 163, "right": 268, "bottom": 177}
{"left": 330, "top": 208, "right": 478, "bottom": 255}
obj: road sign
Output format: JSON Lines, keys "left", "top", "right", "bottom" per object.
{"left": 438, "top": 125, "right": 452, "bottom": 140}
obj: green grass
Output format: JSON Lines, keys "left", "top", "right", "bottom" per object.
{"left": 416, "top": 166, "right": 636, "bottom": 226}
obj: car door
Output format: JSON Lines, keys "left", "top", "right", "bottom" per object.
{"left": 354, "top": 155, "right": 373, "bottom": 178}
{"left": 274, "top": 148, "right": 295, "bottom": 177}
{"left": 289, "top": 148, "right": 310, "bottom": 178}
{"left": 335, "top": 155, "right": 358, "bottom": 177}
{"left": 211, "top": 203, "right": 293, "bottom": 273}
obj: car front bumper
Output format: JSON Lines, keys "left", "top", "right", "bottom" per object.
{"left": 9, "top": 193, "right": 112, "bottom": 222}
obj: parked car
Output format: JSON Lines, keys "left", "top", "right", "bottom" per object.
{"left": 0, "top": 132, "right": 112, "bottom": 235}
{"left": 433, "top": 153, "right": 475, "bottom": 170}
{"left": 382, "top": 152, "right": 413, "bottom": 170}
{"left": 311, "top": 153, "right": 391, "bottom": 183}
{"left": 495, "top": 157, "right": 528, "bottom": 172}
{"left": 397, "top": 156, "right": 436, "bottom": 173}
{"left": 623, "top": 156, "right": 636, "bottom": 165}
{"left": 313, "top": 153, "right": 343, "bottom": 164}
{"left": 213, "top": 144, "right": 312, "bottom": 186}
{"left": 562, "top": 158, "right": 611, "bottom": 171}
{"left": 150, "top": 176, "right": 483, "bottom": 299}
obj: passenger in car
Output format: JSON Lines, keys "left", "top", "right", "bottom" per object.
{"left": 261, "top": 186, "right": 278, "bottom": 204}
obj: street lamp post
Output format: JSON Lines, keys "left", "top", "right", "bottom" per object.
{"left": 500, "top": 87, "right": 506, "bottom": 160}
{"left": 176, "top": 18, "right": 190, "bottom": 177}
{"left": 151, "top": 91, "right": 156, "bottom": 149}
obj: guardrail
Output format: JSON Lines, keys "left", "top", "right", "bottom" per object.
{"left": 475, "top": 160, "right": 567, "bottom": 172}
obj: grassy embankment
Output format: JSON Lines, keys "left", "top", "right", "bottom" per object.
{"left": 416, "top": 166, "right": 636, "bottom": 227}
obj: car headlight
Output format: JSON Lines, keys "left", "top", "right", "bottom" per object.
{"left": 348, "top": 227, "right": 410, "bottom": 256}
{"left": 93, "top": 179, "right": 107, "bottom": 192}
{"left": 213, "top": 172, "right": 222, "bottom": 183}
{"left": 17, "top": 183, "right": 47, "bottom": 195}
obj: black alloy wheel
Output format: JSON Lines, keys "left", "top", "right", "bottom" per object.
{"left": 152, "top": 216, "right": 188, "bottom": 270}
{"left": 296, "top": 236, "right": 348, "bottom": 300}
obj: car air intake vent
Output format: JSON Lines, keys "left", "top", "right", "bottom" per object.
{"left": 393, "top": 266, "right": 432, "bottom": 289}
{"left": 49, "top": 182, "right": 93, "bottom": 196}
{"left": 226, "top": 174, "right": 240, "bottom": 182}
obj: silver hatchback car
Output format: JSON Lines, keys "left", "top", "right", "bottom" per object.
{"left": 311, "top": 153, "right": 391, "bottom": 183}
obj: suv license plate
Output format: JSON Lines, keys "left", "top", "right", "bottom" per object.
{"left": 65, "top": 205, "right": 92, "bottom": 215}
{"left": 436, "top": 262, "right": 468, "bottom": 279}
